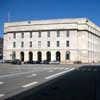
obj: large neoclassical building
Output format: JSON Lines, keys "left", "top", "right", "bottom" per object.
{"left": 3, "top": 18, "right": 100, "bottom": 64}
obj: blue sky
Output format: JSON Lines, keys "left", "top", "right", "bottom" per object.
{"left": 0, "top": 0, "right": 100, "bottom": 37}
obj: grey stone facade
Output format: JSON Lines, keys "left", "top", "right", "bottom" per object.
{"left": 3, "top": 18, "right": 100, "bottom": 64}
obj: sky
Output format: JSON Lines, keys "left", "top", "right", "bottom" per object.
{"left": 0, "top": 0, "right": 100, "bottom": 37}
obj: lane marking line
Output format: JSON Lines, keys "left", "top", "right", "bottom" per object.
{"left": 0, "top": 71, "right": 35, "bottom": 78}
{"left": 27, "top": 74, "right": 37, "bottom": 78}
{"left": 0, "top": 82, "right": 4, "bottom": 85}
{"left": 45, "top": 68, "right": 75, "bottom": 80}
{"left": 22, "top": 82, "right": 38, "bottom": 88}
{"left": 0, "top": 94, "right": 4, "bottom": 97}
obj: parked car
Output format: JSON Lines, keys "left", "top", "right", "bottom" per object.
{"left": 49, "top": 60, "right": 60, "bottom": 64}
{"left": 12, "top": 59, "right": 21, "bottom": 65}
{"left": 0, "top": 59, "right": 5, "bottom": 63}
{"left": 40, "top": 60, "right": 49, "bottom": 64}
{"left": 24, "top": 60, "right": 34, "bottom": 64}
{"left": 5, "top": 60, "right": 12, "bottom": 63}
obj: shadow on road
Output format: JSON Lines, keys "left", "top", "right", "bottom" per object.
{"left": 6, "top": 65, "right": 100, "bottom": 100}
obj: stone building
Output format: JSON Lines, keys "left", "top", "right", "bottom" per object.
{"left": 3, "top": 18, "right": 100, "bottom": 64}
{"left": 0, "top": 37, "right": 3, "bottom": 59}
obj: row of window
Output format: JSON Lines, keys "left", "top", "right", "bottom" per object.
{"left": 13, "top": 41, "right": 70, "bottom": 48}
{"left": 13, "top": 31, "right": 70, "bottom": 39}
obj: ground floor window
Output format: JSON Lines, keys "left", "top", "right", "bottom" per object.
{"left": 12, "top": 51, "right": 16, "bottom": 60}
{"left": 46, "top": 51, "right": 51, "bottom": 62}
{"left": 29, "top": 52, "right": 33, "bottom": 61}
{"left": 66, "top": 51, "right": 70, "bottom": 60}
{"left": 37, "top": 51, "right": 42, "bottom": 62}
{"left": 20, "top": 52, "right": 24, "bottom": 61}
{"left": 56, "top": 51, "right": 61, "bottom": 62}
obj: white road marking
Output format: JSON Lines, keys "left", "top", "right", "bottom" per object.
{"left": 0, "top": 82, "right": 4, "bottom": 85}
{"left": 0, "top": 71, "right": 35, "bottom": 78}
{"left": 22, "top": 82, "right": 38, "bottom": 88}
{"left": 45, "top": 68, "right": 75, "bottom": 80}
{"left": 0, "top": 94, "right": 4, "bottom": 97}
{"left": 27, "top": 74, "right": 37, "bottom": 78}
{"left": 48, "top": 70, "right": 53, "bottom": 72}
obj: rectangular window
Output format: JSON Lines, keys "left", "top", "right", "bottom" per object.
{"left": 21, "top": 42, "right": 24, "bottom": 48}
{"left": 38, "top": 41, "right": 41, "bottom": 47}
{"left": 57, "top": 31, "right": 60, "bottom": 37}
{"left": 38, "top": 32, "right": 41, "bottom": 37}
{"left": 13, "top": 33, "right": 16, "bottom": 39}
{"left": 30, "top": 41, "right": 32, "bottom": 47}
{"left": 57, "top": 41, "right": 60, "bottom": 47}
{"left": 47, "top": 41, "right": 50, "bottom": 47}
{"left": 30, "top": 32, "right": 32, "bottom": 38}
{"left": 47, "top": 31, "right": 50, "bottom": 37}
{"left": 66, "top": 31, "right": 69, "bottom": 37}
{"left": 66, "top": 41, "right": 69, "bottom": 47}
{"left": 22, "top": 32, "right": 24, "bottom": 38}
{"left": 13, "top": 42, "right": 16, "bottom": 48}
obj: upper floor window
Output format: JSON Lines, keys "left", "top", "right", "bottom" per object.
{"left": 13, "top": 33, "right": 16, "bottom": 39}
{"left": 38, "top": 32, "right": 41, "bottom": 37}
{"left": 57, "top": 31, "right": 60, "bottom": 37}
{"left": 30, "top": 41, "right": 32, "bottom": 47}
{"left": 21, "top": 41, "right": 24, "bottom": 48}
{"left": 66, "top": 31, "right": 69, "bottom": 37}
{"left": 21, "top": 32, "right": 24, "bottom": 38}
{"left": 47, "top": 41, "right": 50, "bottom": 47}
{"left": 57, "top": 41, "right": 60, "bottom": 47}
{"left": 13, "top": 42, "right": 16, "bottom": 48}
{"left": 66, "top": 41, "right": 69, "bottom": 47}
{"left": 30, "top": 32, "right": 32, "bottom": 38}
{"left": 38, "top": 41, "right": 41, "bottom": 47}
{"left": 47, "top": 31, "right": 50, "bottom": 37}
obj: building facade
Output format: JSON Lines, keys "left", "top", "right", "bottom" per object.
{"left": 0, "top": 37, "right": 3, "bottom": 59}
{"left": 3, "top": 18, "right": 100, "bottom": 64}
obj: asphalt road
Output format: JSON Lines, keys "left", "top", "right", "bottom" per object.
{"left": 6, "top": 64, "right": 100, "bottom": 100}
{"left": 0, "top": 64, "right": 76, "bottom": 100}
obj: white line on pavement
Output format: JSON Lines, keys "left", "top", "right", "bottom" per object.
{"left": 0, "top": 71, "right": 35, "bottom": 78}
{"left": 22, "top": 82, "right": 38, "bottom": 88}
{"left": 27, "top": 74, "right": 37, "bottom": 78}
{"left": 0, "top": 82, "right": 4, "bottom": 85}
{"left": 0, "top": 94, "right": 4, "bottom": 97}
{"left": 45, "top": 68, "right": 75, "bottom": 80}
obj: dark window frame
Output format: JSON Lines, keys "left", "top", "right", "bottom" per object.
{"left": 57, "top": 31, "right": 60, "bottom": 37}
{"left": 57, "top": 41, "right": 60, "bottom": 47}
{"left": 47, "top": 41, "right": 50, "bottom": 47}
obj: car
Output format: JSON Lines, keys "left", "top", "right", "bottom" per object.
{"left": 5, "top": 60, "right": 12, "bottom": 63}
{"left": 24, "top": 60, "right": 34, "bottom": 64}
{"left": 49, "top": 60, "right": 60, "bottom": 64}
{"left": 40, "top": 60, "right": 49, "bottom": 64}
{"left": 12, "top": 59, "right": 21, "bottom": 65}
{"left": 0, "top": 59, "right": 5, "bottom": 63}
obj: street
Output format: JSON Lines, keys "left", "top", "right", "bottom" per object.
{"left": 0, "top": 64, "right": 76, "bottom": 100}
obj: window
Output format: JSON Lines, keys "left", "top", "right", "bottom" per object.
{"left": 47, "top": 31, "right": 50, "bottom": 37}
{"left": 38, "top": 32, "right": 41, "bottom": 37}
{"left": 21, "top": 42, "right": 24, "bottom": 48}
{"left": 30, "top": 41, "right": 32, "bottom": 47}
{"left": 30, "top": 32, "right": 32, "bottom": 38}
{"left": 12, "top": 51, "right": 16, "bottom": 60}
{"left": 66, "top": 41, "right": 69, "bottom": 47}
{"left": 38, "top": 41, "right": 41, "bottom": 47}
{"left": 47, "top": 41, "right": 50, "bottom": 47}
{"left": 66, "top": 31, "right": 69, "bottom": 37}
{"left": 57, "top": 41, "right": 60, "bottom": 47}
{"left": 13, "top": 42, "right": 16, "bottom": 48}
{"left": 57, "top": 31, "right": 60, "bottom": 37}
{"left": 13, "top": 33, "right": 16, "bottom": 39}
{"left": 66, "top": 51, "right": 70, "bottom": 60}
{"left": 22, "top": 32, "right": 24, "bottom": 38}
